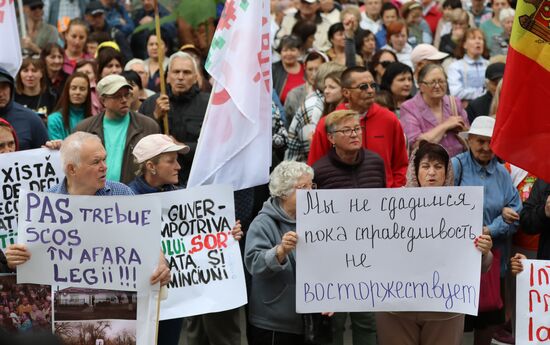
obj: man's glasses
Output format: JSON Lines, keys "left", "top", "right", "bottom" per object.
{"left": 331, "top": 126, "right": 364, "bottom": 136}
{"left": 106, "top": 92, "right": 131, "bottom": 101}
{"left": 421, "top": 79, "right": 447, "bottom": 88}
{"left": 347, "top": 83, "right": 378, "bottom": 91}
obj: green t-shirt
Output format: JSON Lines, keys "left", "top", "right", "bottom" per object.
{"left": 103, "top": 114, "right": 130, "bottom": 182}
{"left": 47, "top": 107, "right": 85, "bottom": 140}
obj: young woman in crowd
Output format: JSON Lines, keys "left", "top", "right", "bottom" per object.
{"left": 75, "top": 59, "right": 101, "bottom": 115}
{"left": 128, "top": 134, "right": 243, "bottom": 345}
{"left": 480, "top": 0, "right": 510, "bottom": 52}
{"left": 47, "top": 72, "right": 93, "bottom": 140}
{"left": 447, "top": 28, "right": 489, "bottom": 103}
{"left": 382, "top": 21, "right": 414, "bottom": 68}
{"left": 144, "top": 32, "right": 170, "bottom": 93}
{"left": 14, "top": 58, "right": 56, "bottom": 118}
{"left": 322, "top": 71, "right": 345, "bottom": 116}
{"left": 273, "top": 35, "right": 305, "bottom": 105}
{"left": 355, "top": 29, "right": 376, "bottom": 65}
{"left": 369, "top": 49, "right": 398, "bottom": 84}
{"left": 376, "top": 140, "right": 493, "bottom": 345}
{"left": 63, "top": 19, "right": 91, "bottom": 74}
{"left": 326, "top": 23, "right": 363, "bottom": 67}
{"left": 376, "top": 61, "right": 413, "bottom": 117}
{"left": 40, "top": 43, "right": 67, "bottom": 99}
{"left": 97, "top": 47, "right": 124, "bottom": 80}
{"left": 400, "top": 63, "right": 469, "bottom": 157}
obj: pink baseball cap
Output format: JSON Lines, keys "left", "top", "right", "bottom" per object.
{"left": 410, "top": 44, "right": 449, "bottom": 67}
{"left": 132, "top": 134, "right": 190, "bottom": 163}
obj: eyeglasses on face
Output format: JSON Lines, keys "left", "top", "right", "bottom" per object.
{"left": 331, "top": 126, "right": 364, "bottom": 136}
{"left": 420, "top": 79, "right": 447, "bottom": 88}
{"left": 106, "top": 92, "right": 131, "bottom": 100}
{"left": 347, "top": 82, "right": 378, "bottom": 91}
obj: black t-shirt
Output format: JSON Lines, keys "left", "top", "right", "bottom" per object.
{"left": 15, "top": 91, "right": 57, "bottom": 117}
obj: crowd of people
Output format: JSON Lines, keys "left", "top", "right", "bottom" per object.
{"left": 0, "top": 279, "right": 51, "bottom": 333}
{"left": 0, "top": 0, "right": 545, "bottom": 344}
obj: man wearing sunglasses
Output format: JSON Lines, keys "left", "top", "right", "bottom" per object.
{"left": 74, "top": 74, "right": 160, "bottom": 184}
{"left": 21, "top": 0, "right": 59, "bottom": 55}
{"left": 308, "top": 66, "right": 409, "bottom": 188}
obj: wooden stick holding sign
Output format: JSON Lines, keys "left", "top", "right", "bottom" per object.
{"left": 153, "top": 0, "right": 169, "bottom": 134}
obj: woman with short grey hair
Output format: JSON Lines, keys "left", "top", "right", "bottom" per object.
{"left": 245, "top": 160, "right": 315, "bottom": 345}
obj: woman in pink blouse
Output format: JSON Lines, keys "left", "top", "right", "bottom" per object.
{"left": 400, "top": 63, "right": 469, "bottom": 157}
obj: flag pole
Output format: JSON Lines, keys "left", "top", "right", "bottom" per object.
{"left": 153, "top": 0, "right": 169, "bottom": 134}
{"left": 16, "top": 0, "right": 27, "bottom": 38}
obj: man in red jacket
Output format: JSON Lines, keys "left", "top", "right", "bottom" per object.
{"left": 307, "top": 66, "right": 408, "bottom": 187}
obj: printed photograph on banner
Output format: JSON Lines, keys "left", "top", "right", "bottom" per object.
{"left": 54, "top": 320, "right": 136, "bottom": 345}
{"left": 0, "top": 274, "right": 52, "bottom": 333}
{"left": 0, "top": 149, "right": 64, "bottom": 251}
{"left": 54, "top": 288, "right": 137, "bottom": 321}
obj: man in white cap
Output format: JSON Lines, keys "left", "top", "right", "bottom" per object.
{"left": 451, "top": 116, "right": 520, "bottom": 341}
{"left": 410, "top": 43, "right": 449, "bottom": 85}
{"left": 74, "top": 74, "right": 160, "bottom": 184}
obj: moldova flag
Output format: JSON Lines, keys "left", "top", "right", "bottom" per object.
{"left": 491, "top": 0, "right": 550, "bottom": 181}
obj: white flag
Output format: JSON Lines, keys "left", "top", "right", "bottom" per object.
{"left": 0, "top": 0, "right": 22, "bottom": 77}
{"left": 187, "top": 0, "right": 272, "bottom": 191}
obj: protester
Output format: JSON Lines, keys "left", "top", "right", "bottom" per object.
{"left": 74, "top": 74, "right": 160, "bottom": 183}
{"left": 140, "top": 52, "right": 208, "bottom": 185}
{"left": 20, "top": 0, "right": 59, "bottom": 55}
{"left": 375, "top": 3, "right": 399, "bottom": 48}
{"left": 277, "top": 0, "right": 332, "bottom": 52}
{"left": 400, "top": 63, "right": 469, "bottom": 157}
{"left": 97, "top": 46, "right": 124, "bottom": 79}
{"left": 245, "top": 160, "right": 317, "bottom": 345}
{"left": 285, "top": 62, "right": 346, "bottom": 162}
{"left": 451, "top": 116, "right": 521, "bottom": 345}
{"left": 401, "top": 1, "right": 433, "bottom": 47}
{"left": 144, "top": 32, "right": 170, "bottom": 92}
{"left": 310, "top": 110, "right": 384, "bottom": 344}
{"left": 0, "top": 68, "right": 48, "bottom": 150}
{"left": 447, "top": 28, "right": 489, "bottom": 103}
{"left": 4, "top": 132, "right": 171, "bottom": 286}
{"left": 40, "top": 44, "right": 68, "bottom": 100}
{"left": 490, "top": 8, "right": 514, "bottom": 57}
{"left": 124, "top": 58, "right": 155, "bottom": 98}
{"left": 121, "top": 70, "right": 146, "bottom": 112}
{"left": 381, "top": 21, "right": 414, "bottom": 68}
{"left": 433, "top": 0, "right": 464, "bottom": 48}
{"left": 368, "top": 49, "right": 397, "bottom": 84}
{"left": 326, "top": 22, "right": 363, "bottom": 66}
{"left": 75, "top": 59, "right": 101, "bottom": 115}
{"left": 62, "top": 18, "right": 91, "bottom": 74}
{"left": 322, "top": 70, "right": 345, "bottom": 115}
{"left": 360, "top": 0, "right": 382, "bottom": 34}
{"left": 376, "top": 61, "right": 413, "bottom": 117}
{"left": 0, "top": 118, "right": 18, "bottom": 154}
{"left": 273, "top": 35, "right": 305, "bottom": 104}
{"left": 469, "top": 0, "right": 492, "bottom": 28}
{"left": 354, "top": 29, "right": 376, "bottom": 65}
{"left": 409, "top": 44, "right": 449, "bottom": 86}
{"left": 48, "top": 72, "right": 93, "bottom": 140}
{"left": 439, "top": 9, "right": 471, "bottom": 57}
{"left": 480, "top": 0, "right": 509, "bottom": 52}
{"left": 14, "top": 58, "right": 56, "bottom": 117}
{"left": 131, "top": 0, "right": 177, "bottom": 59}
{"left": 376, "top": 140, "right": 493, "bottom": 345}
{"left": 128, "top": 133, "right": 244, "bottom": 345}
{"left": 284, "top": 50, "right": 327, "bottom": 123}
{"left": 466, "top": 62, "right": 505, "bottom": 123}
{"left": 308, "top": 66, "right": 409, "bottom": 188}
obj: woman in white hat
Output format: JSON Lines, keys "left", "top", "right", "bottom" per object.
{"left": 451, "top": 116, "right": 521, "bottom": 345}
{"left": 127, "top": 134, "right": 243, "bottom": 345}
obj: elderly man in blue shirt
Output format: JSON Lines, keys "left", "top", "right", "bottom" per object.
{"left": 451, "top": 116, "right": 520, "bottom": 343}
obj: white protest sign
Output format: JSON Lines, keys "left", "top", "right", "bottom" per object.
{"left": 296, "top": 186, "right": 484, "bottom": 315}
{"left": 17, "top": 190, "right": 161, "bottom": 290}
{"left": 0, "top": 149, "right": 64, "bottom": 250}
{"left": 516, "top": 259, "right": 550, "bottom": 345}
{"left": 158, "top": 185, "right": 247, "bottom": 319}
